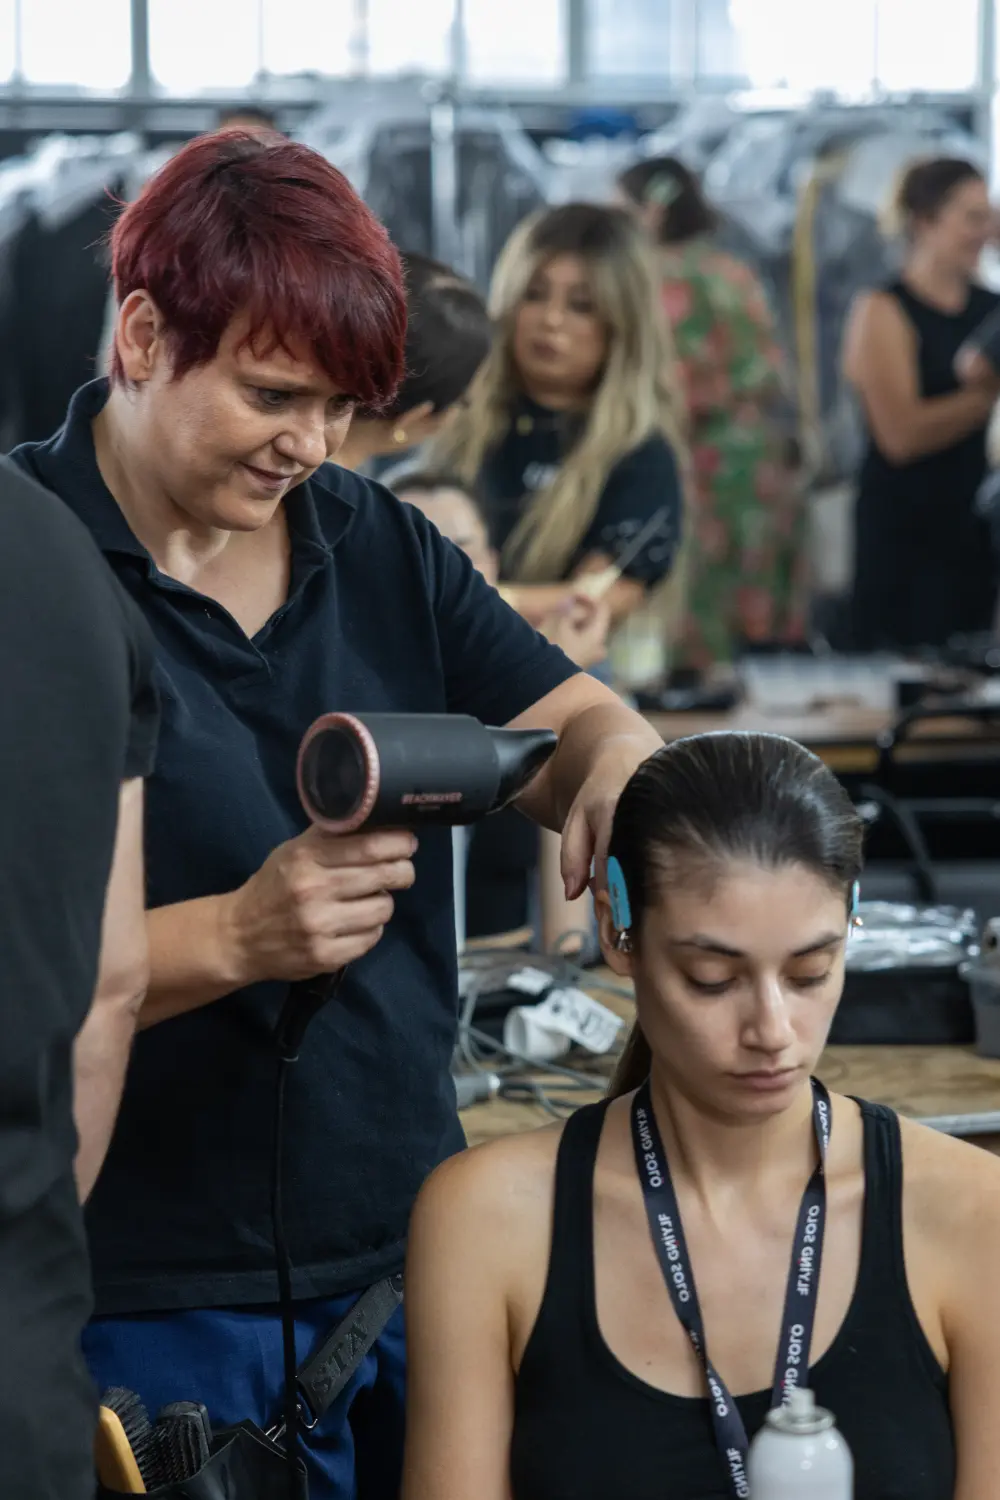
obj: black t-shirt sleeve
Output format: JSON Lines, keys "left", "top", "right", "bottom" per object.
{"left": 109, "top": 578, "right": 160, "bottom": 780}
{"left": 406, "top": 503, "right": 579, "bottom": 725}
{"left": 576, "top": 434, "right": 683, "bottom": 585}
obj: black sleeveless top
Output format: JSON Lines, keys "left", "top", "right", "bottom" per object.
{"left": 851, "top": 278, "right": 1000, "bottom": 653}
{"left": 510, "top": 1097, "right": 954, "bottom": 1500}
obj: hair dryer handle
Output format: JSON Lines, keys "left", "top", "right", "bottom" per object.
{"left": 275, "top": 972, "right": 344, "bottom": 1061}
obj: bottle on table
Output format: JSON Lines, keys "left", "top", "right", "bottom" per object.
{"left": 748, "top": 1388, "right": 853, "bottom": 1500}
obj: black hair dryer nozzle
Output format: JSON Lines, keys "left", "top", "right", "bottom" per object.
{"left": 296, "top": 712, "right": 558, "bottom": 834}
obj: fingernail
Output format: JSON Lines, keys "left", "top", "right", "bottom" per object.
{"left": 564, "top": 879, "right": 574, "bottom": 900}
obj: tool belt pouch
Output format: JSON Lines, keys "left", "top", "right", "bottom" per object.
{"left": 95, "top": 1274, "right": 402, "bottom": 1500}
{"left": 98, "top": 1416, "right": 307, "bottom": 1500}
{"left": 97, "top": 1419, "right": 307, "bottom": 1499}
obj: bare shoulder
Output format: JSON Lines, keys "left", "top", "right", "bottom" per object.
{"left": 842, "top": 289, "right": 913, "bottom": 380}
{"left": 411, "top": 1122, "right": 565, "bottom": 1252}
{"left": 899, "top": 1115, "right": 1000, "bottom": 1238}
{"left": 845, "top": 287, "right": 906, "bottom": 335}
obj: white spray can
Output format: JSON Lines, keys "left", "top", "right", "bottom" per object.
{"left": 748, "top": 1388, "right": 853, "bottom": 1500}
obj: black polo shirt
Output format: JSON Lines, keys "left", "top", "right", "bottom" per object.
{"left": 0, "top": 457, "right": 158, "bottom": 1496}
{"left": 11, "top": 380, "right": 578, "bottom": 1315}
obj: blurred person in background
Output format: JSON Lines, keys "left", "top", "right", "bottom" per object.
{"left": 429, "top": 202, "right": 684, "bottom": 951}
{"left": 396, "top": 471, "right": 610, "bottom": 951}
{"left": 393, "top": 470, "right": 610, "bottom": 671}
{"left": 0, "top": 459, "right": 157, "bottom": 1500}
{"left": 843, "top": 156, "right": 1000, "bottom": 653}
{"left": 431, "top": 202, "right": 684, "bottom": 636}
{"left": 215, "top": 104, "right": 280, "bottom": 135}
{"left": 619, "top": 155, "right": 805, "bottom": 672}
{"left": 10, "top": 131, "right": 665, "bottom": 1499}
{"left": 337, "top": 253, "right": 492, "bottom": 477}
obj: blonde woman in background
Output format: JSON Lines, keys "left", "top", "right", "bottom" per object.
{"left": 430, "top": 202, "right": 685, "bottom": 950}
{"left": 431, "top": 202, "right": 685, "bottom": 634}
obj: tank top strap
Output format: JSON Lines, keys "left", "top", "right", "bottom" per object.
{"left": 552, "top": 1099, "right": 609, "bottom": 1251}
{"left": 851, "top": 1097, "right": 942, "bottom": 1381}
{"left": 854, "top": 1098, "right": 905, "bottom": 1293}
{"left": 540, "top": 1099, "right": 610, "bottom": 1320}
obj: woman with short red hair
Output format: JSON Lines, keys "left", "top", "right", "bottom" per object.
{"left": 10, "top": 130, "right": 663, "bottom": 1497}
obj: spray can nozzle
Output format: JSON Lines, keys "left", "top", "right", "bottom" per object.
{"left": 765, "top": 1387, "right": 836, "bottom": 1436}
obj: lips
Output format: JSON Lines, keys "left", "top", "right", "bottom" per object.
{"left": 730, "top": 1068, "right": 800, "bottom": 1091}
{"left": 240, "top": 462, "right": 298, "bottom": 490}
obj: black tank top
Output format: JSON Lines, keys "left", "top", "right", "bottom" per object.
{"left": 511, "top": 1097, "right": 954, "bottom": 1500}
{"left": 852, "top": 278, "right": 1000, "bottom": 651}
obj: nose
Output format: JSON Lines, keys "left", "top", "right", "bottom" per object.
{"left": 540, "top": 297, "right": 564, "bottom": 330}
{"left": 742, "top": 976, "right": 795, "bottom": 1057}
{"left": 272, "top": 412, "right": 328, "bottom": 471}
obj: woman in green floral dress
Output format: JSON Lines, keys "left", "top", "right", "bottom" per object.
{"left": 619, "top": 155, "right": 807, "bottom": 670}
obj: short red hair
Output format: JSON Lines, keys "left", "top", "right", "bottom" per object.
{"left": 109, "top": 130, "right": 406, "bottom": 407}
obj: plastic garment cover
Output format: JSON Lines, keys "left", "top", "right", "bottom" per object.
{"left": 301, "top": 100, "right": 549, "bottom": 290}
{"left": 846, "top": 903, "right": 979, "bottom": 972}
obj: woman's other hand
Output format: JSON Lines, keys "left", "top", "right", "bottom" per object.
{"left": 541, "top": 594, "right": 611, "bottom": 670}
{"left": 224, "top": 826, "right": 418, "bottom": 983}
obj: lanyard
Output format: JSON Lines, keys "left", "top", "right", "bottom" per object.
{"left": 630, "top": 1076, "right": 831, "bottom": 1500}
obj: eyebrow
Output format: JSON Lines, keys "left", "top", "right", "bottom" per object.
{"left": 671, "top": 933, "right": 843, "bottom": 960}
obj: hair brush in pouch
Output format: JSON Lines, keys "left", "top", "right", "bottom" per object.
{"left": 95, "top": 1387, "right": 155, "bottom": 1493}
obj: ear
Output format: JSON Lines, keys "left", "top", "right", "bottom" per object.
{"left": 397, "top": 400, "right": 437, "bottom": 433}
{"left": 115, "top": 291, "right": 167, "bottom": 384}
{"left": 595, "top": 889, "right": 634, "bottom": 979}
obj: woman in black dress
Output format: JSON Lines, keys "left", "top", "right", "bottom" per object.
{"left": 843, "top": 157, "right": 1000, "bottom": 652}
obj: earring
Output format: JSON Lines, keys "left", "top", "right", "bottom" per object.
{"left": 391, "top": 426, "right": 408, "bottom": 445}
{"left": 615, "top": 930, "right": 633, "bottom": 954}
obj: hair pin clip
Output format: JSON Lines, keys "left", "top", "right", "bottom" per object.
{"left": 850, "top": 880, "right": 863, "bottom": 929}
{"left": 607, "top": 855, "right": 633, "bottom": 935}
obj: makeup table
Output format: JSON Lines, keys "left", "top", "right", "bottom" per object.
{"left": 643, "top": 701, "right": 1000, "bottom": 777}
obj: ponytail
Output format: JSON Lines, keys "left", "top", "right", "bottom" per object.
{"left": 608, "top": 1021, "right": 652, "bottom": 1100}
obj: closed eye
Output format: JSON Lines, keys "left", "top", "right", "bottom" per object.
{"left": 685, "top": 971, "right": 834, "bottom": 997}
{"left": 254, "top": 387, "right": 293, "bottom": 410}
{"left": 685, "top": 976, "right": 736, "bottom": 996}
{"left": 791, "top": 972, "right": 833, "bottom": 989}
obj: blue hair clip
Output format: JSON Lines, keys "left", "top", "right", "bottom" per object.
{"left": 850, "top": 881, "right": 861, "bottom": 921}
{"left": 607, "top": 856, "right": 633, "bottom": 932}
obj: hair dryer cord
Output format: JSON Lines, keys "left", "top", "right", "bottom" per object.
{"left": 271, "top": 969, "right": 345, "bottom": 1497}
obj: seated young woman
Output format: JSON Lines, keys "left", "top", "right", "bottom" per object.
{"left": 402, "top": 731, "right": 1000, "bottom": 1500}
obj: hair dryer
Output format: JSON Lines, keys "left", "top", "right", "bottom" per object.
{"left": 277, "top": 713, "right": 557, "bottom": 1060}
{"left": 296, "top": 712, "right": 558, "bottom": 834}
